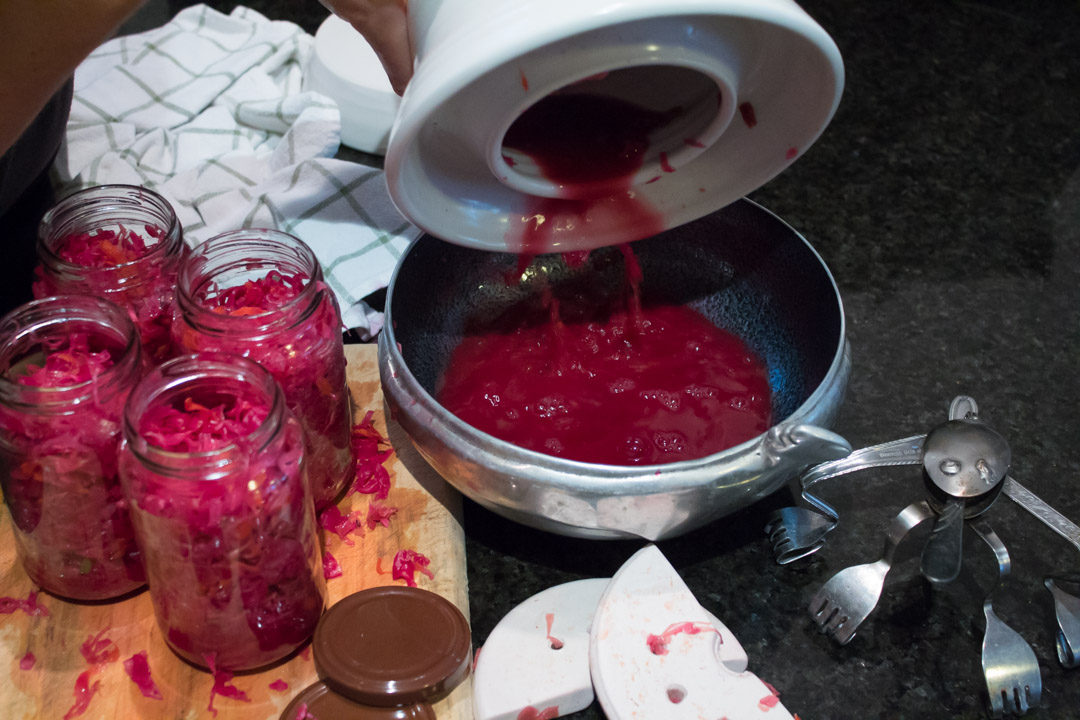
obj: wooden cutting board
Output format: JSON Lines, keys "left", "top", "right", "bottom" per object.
{"left": 0, "top": 344, "right": 472, "bottom": 720}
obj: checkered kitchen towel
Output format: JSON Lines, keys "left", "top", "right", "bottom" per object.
{"left": 53, "top": 4, "right": 420, "bottom": 336}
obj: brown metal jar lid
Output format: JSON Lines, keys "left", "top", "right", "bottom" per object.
{"left": 279, "top": 681, "right": 435, "bottom": 720}
{"left": 313, "top": 585, "right": 471, "bottom": 707}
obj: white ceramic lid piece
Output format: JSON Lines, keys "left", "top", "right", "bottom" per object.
{"left": 306, "top": 14, "right": 401, "bottom": 155}
{"left": 590, "top": 545, "right": 795, "bottom": 719}
{"left": 471, "top": 560, "right": 756, "bottom": 720}
{"left": 472, "top": 579, "right": 605, "bottom": 720}
{"left": 386, "top": 0, "right": 844, "bottom": 252}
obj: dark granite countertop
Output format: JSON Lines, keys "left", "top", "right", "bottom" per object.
{"left": 120, "top": 2, "right": 1079, "bottom": 717}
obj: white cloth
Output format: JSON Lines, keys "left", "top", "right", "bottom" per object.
{"left": 54, "top": 4, "right": 421, "bottom": 336}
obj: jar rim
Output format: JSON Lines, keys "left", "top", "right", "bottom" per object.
{"left": 0, "top": 294, "right": 142, "bottom": 411}
{"left": 36, "top": 184, "right": 184, "bottom": 278}
{"left": 122, "top": 351, "right": 290, "bottom": 478}
{"left": 174, "top": 228, "right": 328, "bottom": 337}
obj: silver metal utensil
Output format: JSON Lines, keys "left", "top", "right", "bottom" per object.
{"left": 1045, "top": 577, "right": 1080, "bottom": 668}
{"left": 799, "top": 434, "right": 928, "bottom": 518}
{"left": 765, "top": 435, "right": 927, "bottom": 564}
{"left": 1001, "top": 477, "right": 1080, "bottom": 552}
{"left": 971, "top": 520, "right": 1042, "bottom": 717}
{"left": 808, "top": 500, "right": 936, "bottom": 644}
{"left": 919, "top": 418, "right": 1010, "bottom": 585}
{"left": 765, "top": 505, "right": 836, "bottom": 564}
{"left": 998, "top": 475, "right": 1080, "bottom": 669}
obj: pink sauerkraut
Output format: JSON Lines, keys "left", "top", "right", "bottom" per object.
{"left": 123, "top": 651, "right": 163, "bottom": 700}
{"left": 34, "top": 225, "right": 180, "bottom": 362}
{"left": 173, "top": 270, "right": 353, "bottom": 509}
{"left": 0, "top": 333, "right": 144, "bottom": 600}
{"left": 120, "top": 388, "right": 326, "bottom": 671}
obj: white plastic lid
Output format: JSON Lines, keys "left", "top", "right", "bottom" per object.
{"left": 306, "top": 14, "right": 401, "bottom": 156}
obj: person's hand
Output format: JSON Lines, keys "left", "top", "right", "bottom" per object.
{"left": 319, "top": 0, "right": 412, "bottom": 95}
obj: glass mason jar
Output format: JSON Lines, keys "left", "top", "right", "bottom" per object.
{"left": 0, "top": 295, "right": 146, "bottom": 600}
{"left": 35, "top": 184, "right": 187, "bottom": 363}
{"left": 118, "top": 352, "right": 327, "bottom": 671}
{"left": 171, "top": 229, "right": 354, "bottom": 510}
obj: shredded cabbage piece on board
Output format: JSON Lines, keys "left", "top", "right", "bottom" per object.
{"left": 392, "top": 549, "right": 434, "bottom": 588}
{"left": 204, "top": 653, "right": 251, "bottom": 717}
{"left": 123, "top": 651, "right": 163, "bottom": 700}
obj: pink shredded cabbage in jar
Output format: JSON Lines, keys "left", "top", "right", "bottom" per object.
{"left": 0, "top": 334, "right": 144, "bottom": 600}
{"left": 123, "top": 651, "right": 163, "bottom": 699}
{"left": 19, "top": 651, "right": 36, "bottom": 670}
{"left": 34, "top": 225, "right": 179, "bottom": 362}
{"left": 16, "top": 334, "right": 114, "bottom": 387}
{"left": 139, "top": 396, "right": 269, "bottom": 453}
{"left": 210, "top": 270, "right": 308, "bottom": 316}
{"left": 121, "top": 389, "right": 325, "bottom": 671}
{"left": 56, "top": 225, "right": 160, "bottom": 267}
{"left": 174, "top": 270, "right": 353, "bottom": 509}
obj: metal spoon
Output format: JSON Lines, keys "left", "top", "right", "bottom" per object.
{"left": 919, "top": 417, "right": 1010, "bottom": 585}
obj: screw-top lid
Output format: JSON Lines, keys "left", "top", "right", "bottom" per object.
{"left": 313, "top": 586, "right": 472, "bottom": 708}
{"left": 280, "top": 681, "right": 435, "bottom": 720}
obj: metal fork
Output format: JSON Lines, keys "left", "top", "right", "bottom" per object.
{"left": 1045, "top": 577, "right": 1080, "bottom": 668}
{"left": 766, "top": 435, "right": 927, "bottom": 564}
{"left": 765, "top": 506, "right": 836, "bottom": 564}
{"left": 999, "top": 476, "right": 1080, "bottom": 668}
{"left": 808, "top": 500, "right": 935, "bottom": 644}
{"left": 971, "top": 520, "right": 1042, "bottom": 716}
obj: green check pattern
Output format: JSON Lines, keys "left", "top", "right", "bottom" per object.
{"left": 53, "top": 4, "right": 420, "bottom": 335}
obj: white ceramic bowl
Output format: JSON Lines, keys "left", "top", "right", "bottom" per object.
{"left": 385, "top": 0, "right": 844, "bottom": 252}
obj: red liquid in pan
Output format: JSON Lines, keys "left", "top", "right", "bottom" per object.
{"left": 437, "top": 93, "right": 772, "bottom": 464}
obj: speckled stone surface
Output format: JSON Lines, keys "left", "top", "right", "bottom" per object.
{"left": 124, "top": 2, "right": 1080, "bottom": 717}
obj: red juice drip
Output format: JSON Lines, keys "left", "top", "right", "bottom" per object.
{"left": 738, "top": 101, "right": 757, "bottom": 128}
{"left": 544, "top": 612, "right": 564, "bottom": 650}
{"left": 503, "top": 93, "right": 677, "bottom": 254}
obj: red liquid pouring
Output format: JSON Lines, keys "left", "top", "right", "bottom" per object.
{"left": 502, "top": 93, "right": 677, "bottom": 254}
{"left": 437, "top": 90, "right": 772, "bottom": 465}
